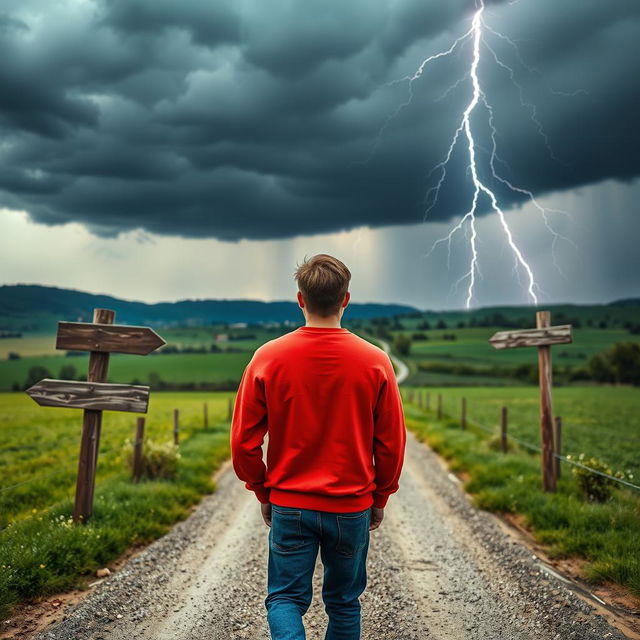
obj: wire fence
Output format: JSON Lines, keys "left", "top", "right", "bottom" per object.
{"left": 403, "top": 389, "right": 640, "bottom": 493}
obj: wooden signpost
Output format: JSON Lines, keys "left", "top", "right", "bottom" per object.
{"left": 489, "top": 311, "right": 572, "bottom": 492}
{"left": 25, "top": 308, "right": 165, "bottom": 523}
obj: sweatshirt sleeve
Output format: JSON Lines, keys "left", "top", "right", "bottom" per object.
{"left": 371, "top": 354, "right": 407, "bottom": 508}
{"left": 230, "top": 354, "right": 270, "bottom": 504}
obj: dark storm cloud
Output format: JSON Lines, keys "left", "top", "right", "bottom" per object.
{"left": 0, "top": 0, "right": 638, "bottom": 240}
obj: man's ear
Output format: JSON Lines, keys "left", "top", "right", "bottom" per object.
{"left": 342, "top": 291, "right": 350, "bottom": 308}
{"left": 297, "top": 290, "right": 305, "bottom": 308}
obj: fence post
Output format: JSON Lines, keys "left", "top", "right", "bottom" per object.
{"left": 461, "top": 397, "right": 467, "bottom": 430}
{"left": 133, "top": 417, "right": 145, "bottom": 482}
{"left": 554, "top": 416, "right": 562, "bottom": 479}
{"left": 500, "top": 406, "right": 508, "bottom": 453}
{"left": 437, "top": 394, "right": 443, "bottom": 420}
{"left": 173, "top": 408, "right": 179, "bottom": 445}
{"left": 203, "top": 402, "right": 208, "bottom": 430}
{"left": 426, "top": 392, "right": 431, "bottom": 411}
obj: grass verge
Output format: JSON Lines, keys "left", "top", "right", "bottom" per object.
{"left": 404, "top": 404, "right": 640, "bottom": 598}
{"left": 0, "top": 422, "right": 231, "bottom": 618}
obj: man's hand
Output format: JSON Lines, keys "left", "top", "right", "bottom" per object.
{"left": 261, "top": 502, "right": 272, "bottom": 527}
{"left": 369, "top": 507, "right": 384, "bottom": 531}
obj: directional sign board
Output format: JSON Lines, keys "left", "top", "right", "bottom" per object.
{"left": 489, "top": 325, "right": 572, "bottom": 350}
{"left": 26, "top": 379, "right": 150, "bottom": 413}
{"left": 25, "top": 308, "right": 166, "bottom": 524}
{"left": 56, "top": 321, "right": 165, "bottom": 355}
{"left": 488, "top": 312, "right": 572, "bottom": 493}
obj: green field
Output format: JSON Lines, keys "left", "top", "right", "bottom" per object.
{"left": 385, "top": 326, "right": 640, "bottom": 386}
{"left": 404, "top": 397, "right": 640, "bottom": 597}
{"left": 0, "top": 391, "right": 233, "bottom": 617}
{"left": 0, "top": 325, "right": 292, "bottom": 391}
{"left": 402, "top": 386, "right": 640, "bottom": 477}
{"left": 2, "top": 322, "right": 638, "bottom": 390}
{"left": 0, "top": 391, "right": 234, "bottom": 527}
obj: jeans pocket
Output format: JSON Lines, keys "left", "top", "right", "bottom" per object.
{"left": 335, "top": 510, "right": 370, "bottom": 557}
{"left": 271, "top": 507, "right": 304, "bottom": 552}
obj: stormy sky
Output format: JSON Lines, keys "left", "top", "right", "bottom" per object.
{"left": 1, "top": 0, "right": 638, "bottom": 309}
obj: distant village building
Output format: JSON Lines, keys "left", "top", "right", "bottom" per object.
{"left": 229, "top": 322, "right": 248, "bottom": 329}
{"left": 215, "top": 333, "right": 229, "bottom": 342}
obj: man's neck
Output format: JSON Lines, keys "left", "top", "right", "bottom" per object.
{"left": 304, "top": 315, "right": 342, "bottom": 328}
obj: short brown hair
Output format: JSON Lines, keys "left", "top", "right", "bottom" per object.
{"left": 294, "top": 254, "right": 351, "bottom": 317}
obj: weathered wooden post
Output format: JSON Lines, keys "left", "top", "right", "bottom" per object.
{"left": 461, "top": 397, "right": 467, "bottom": 430}
{"left": 203, "top": 402, "right": 208, "bottom": 430}
{"left": 437, "top": 393, "right": 443, "bottom": 420}
{"left": 426, "top": 392, "right": 431, "bottom": 411}
{"left": 173, "top": 409, "right": 180, "bottom": 445}
{"left": 500, "top": 406, "right": 508, "bottom": 453}
{"left": 25, "top": 308, "right": 165, "bottom": 523}
{"left": 133, "top": 417, "right": 145, "bottom": 482}
{"left": 554, "top": 416, "right": 562, "bottom": 479}
{"left": 489, "top": 312, "right": 572, "bottom": 492}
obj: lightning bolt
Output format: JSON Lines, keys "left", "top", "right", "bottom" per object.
{"left": 377, "top": 0, "right": 581, "bottom": 308}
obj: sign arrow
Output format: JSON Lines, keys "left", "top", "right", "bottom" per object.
{"left": 56, "top": 322, "right": 166, "bottom": 355}
{"left": 489, "top": 325, "right": 572, "bottom": 350}
{"left": 26, "top": 378, "right": 150, "bottom": 413}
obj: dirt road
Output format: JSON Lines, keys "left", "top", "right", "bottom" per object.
{"left": 36, "top": 428, "right": 627, "bottom": 640}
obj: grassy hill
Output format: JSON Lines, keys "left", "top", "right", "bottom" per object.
{"left": 0, "top": 284, "right": 419, "bottom": 332}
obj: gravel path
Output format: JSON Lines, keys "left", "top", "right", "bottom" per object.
{"left": 34, "top": 429, "right": 628, "bottom": 640}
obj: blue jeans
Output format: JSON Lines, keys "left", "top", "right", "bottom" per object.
{"left": 265, "top": 504, "right": 371, "bottom": 640}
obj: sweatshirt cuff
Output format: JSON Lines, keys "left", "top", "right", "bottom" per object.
{"left": 251, "top": 485, "right": 271, "bottom": 504}
{"left": 372, "top": 493, "right": 389, "bottom": 509}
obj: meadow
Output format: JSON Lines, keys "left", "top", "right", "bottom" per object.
{"left": 403, "top": 397, "right": 640, "bottom": 597}
{"left": 403, "top": 386, "right": 640, "bottom": 477}
{"left": 2, "top": 322, "right": 637, "bottom": 390}
{"left": 0, "top": 391, "right": 233, "bottom": 617}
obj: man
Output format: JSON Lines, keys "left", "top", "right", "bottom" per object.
{"left": 230, "top": 253, "right": 407, "bottom": 640}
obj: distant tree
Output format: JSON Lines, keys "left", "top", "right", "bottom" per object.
{"left": 598, "top": 320, "right": 608, "bottom": 329}
{"left": 59, "top": 364, "right": 77, "bottom": 380}
{"left": 411, "top": 332, "right": 427, "bottom": 341}
{"left": 456, "top": 321, "right": 466, "bottom": 329}
{"left": 375, "top": 325, "right": 393, "bottom": 341}
{"left": 417, "top": 320, "right": 431, "bottom": 330}
{"left": 608, "top": 342, "right": 640, "bottom": 385}
{"left": 8, "top": 352, "right": 20, "bottom": 360}
{"left": 587, "top": 354, "right": 614, "bottom": 384}
{"left": 393, "top": 334, "right": 411, "bottom": 357}
{"left": 24, "top": 365, "right": 53, "bottom": 389}
{"left": 436, "top": 319, "right": 447, "bottom": 330}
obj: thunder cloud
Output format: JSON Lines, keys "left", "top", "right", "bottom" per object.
{"left": 0, "top": 0, "right": 638, "bottom": 241}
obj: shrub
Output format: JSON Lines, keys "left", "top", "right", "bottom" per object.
{"left": 23, "top": 365, "right": 53, "bottom": 389}
{"left": 567, "top": 453, "right": 633, "bottom": 502}
{"left": 122, "top": 438, "right": 181, "bottom": 480}
{"left": 393, "top": 333, "right": 411, "bottom": 356}
{"left": 58, "top": 364, "right": 77, "bottom": 380}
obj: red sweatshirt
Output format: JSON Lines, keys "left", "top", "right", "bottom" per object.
{"left": 230, "top": 326, "right": 406, "bottom": 512}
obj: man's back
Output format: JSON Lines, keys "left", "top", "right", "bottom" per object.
{"left": 231, "top": 325, "right": 406, "bottom": 512}
{"left": 229, "top": 252, "right": 407, "bottom": 640}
